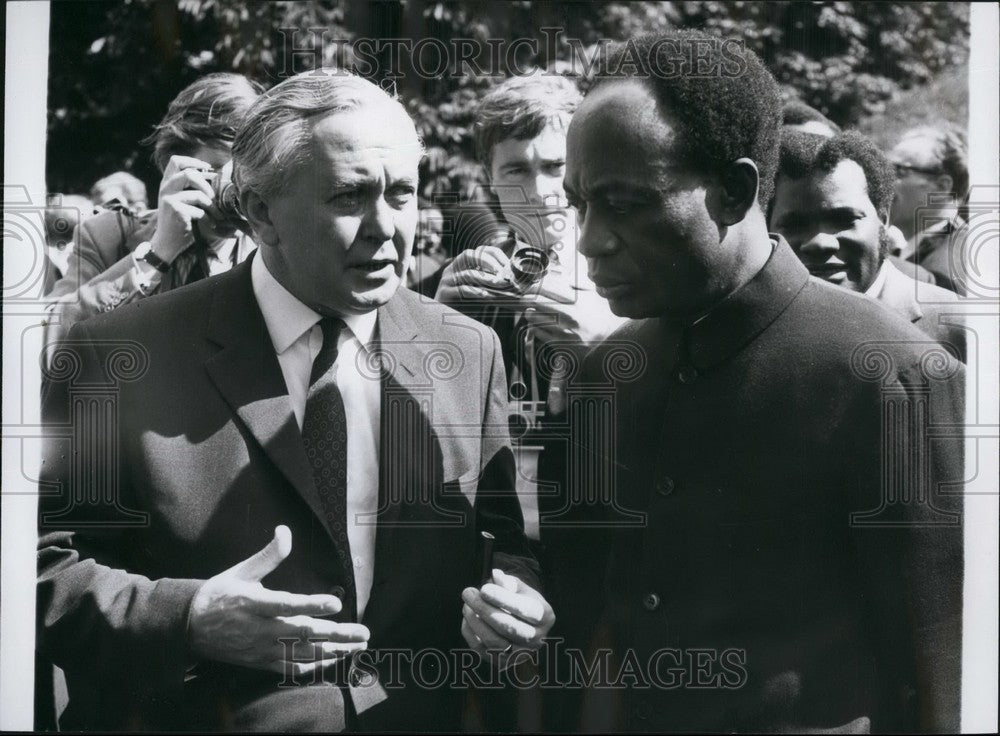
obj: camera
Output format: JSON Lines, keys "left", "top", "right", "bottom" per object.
{"left": 504, "top": 243, "right": 550, "bottom": 289}
{"left": 205, "top": 170, "right": 251, "bottom": 233}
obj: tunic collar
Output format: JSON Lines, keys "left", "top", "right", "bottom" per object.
{"left": 674, "top": 235, "right": 810, "bottom": 370}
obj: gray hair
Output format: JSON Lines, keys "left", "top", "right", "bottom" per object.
{"left": 232, "top": 70, "right": 421, "bottom": 200}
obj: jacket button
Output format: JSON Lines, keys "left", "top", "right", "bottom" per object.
{"left": 642, "top": 592, "right": 660, "bottom": 611}
{"left": 676, "top": 364, "right": 698, "bottom": 384}
{"left": 655, "top": 476, "right": 675, "bottom": 497}
{"left": 633, "top": 698, "right": 651, "bottom": 720}
{"left": 330, "top": 585, "right": 346, "bottom": 600}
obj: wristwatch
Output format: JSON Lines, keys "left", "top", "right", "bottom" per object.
{"left": 133, "top": 241, "right": 171, "bottom": 273}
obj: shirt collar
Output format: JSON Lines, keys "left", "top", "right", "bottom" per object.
{"left": 864, "top": 259, "right": 891, "bottom": 298}
{"left": 675, "top": 235, "right": 810, "bottom": 370}
{"left": 251, "top": 252, "right": 377, "bottom": 355}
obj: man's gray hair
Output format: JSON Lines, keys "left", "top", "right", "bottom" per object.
{"left": 232, "top": 71, "right": 420, "bottom": 199}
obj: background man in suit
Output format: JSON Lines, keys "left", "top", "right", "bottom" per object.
{"left": 543, "top": 30, "right": 963, "bottom": 732}
{"left": 38, "top": 71, "right": 552, "bottom": 731}
{"left": 888, "top": 124, "right": 970, "bottom": 294}
{"left": 770, "top": 130, "right": 966, "bottom": 362}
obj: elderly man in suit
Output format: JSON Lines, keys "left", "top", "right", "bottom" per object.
{"left": 37, "top": 71, "right": 553, "bottom": 732}
{"left": 770, "top": 130, "right": 966, "bottom": 363}
{"left": 888, "top": 125, "right": 969, "bottom": 294}
{"left": 541, "top": 30, "right": 963, "bottom": 733}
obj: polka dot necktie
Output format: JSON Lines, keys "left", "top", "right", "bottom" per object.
{"left": 301, "top": 316, "right": 355, "bottom": 616}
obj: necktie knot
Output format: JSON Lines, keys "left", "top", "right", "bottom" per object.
{"left": 311, "top": 316, "right": 346, "bottom": 386}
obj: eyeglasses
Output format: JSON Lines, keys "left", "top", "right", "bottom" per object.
{"left": 893, "top": 163, "right": 942, "bottom": 178}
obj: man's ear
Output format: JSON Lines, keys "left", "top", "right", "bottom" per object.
{"left": 240, "top": 189, "right": 279, "bottom": 247}
{"left": 718, "top": 158, "right": 759, "bottom": 226}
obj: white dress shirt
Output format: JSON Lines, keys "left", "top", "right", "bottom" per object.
{"left": 864, "top": 259, "right": 891, "bottom": 298}
{"left": 251, "top": 254, "right": 380, "bottom": 619}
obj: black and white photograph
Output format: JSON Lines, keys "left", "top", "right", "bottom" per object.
{"left": 2, "top": 1, "right": 997, "bottom": 732}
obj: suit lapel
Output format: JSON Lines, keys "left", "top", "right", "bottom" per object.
{"left": 367, "top": 296, "right": 429, "bottom": 613}
{"left": 202, "top": 260, "right": 332, "bottom": 540}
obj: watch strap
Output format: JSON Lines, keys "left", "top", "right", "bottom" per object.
{"left": 136, "top": 241, "right": 171, "bottom": 273}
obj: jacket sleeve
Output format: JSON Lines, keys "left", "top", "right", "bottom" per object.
{"left": 849, "top": 355, "right": 964, "bottom": 732}
{"left": 44, "top": 212, "right": 160, "bottom": 351}
{"left": 37, "top": 319, "right": 204, "bottom": 720}
{"left": 475, "top": 326, "right": 541, "bottom": 591}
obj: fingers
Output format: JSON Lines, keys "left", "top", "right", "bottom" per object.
{"left": 163, "top": 195, "right": 213, "bottom": 224}
{"left": 462, "top": 601, "right": 509, "bottom": 650}
{"left": 492, "top": 568, "right": 520, "bottom": 592}
{"left": 272, "top": 615, "right": 371, "bottom": 643}
{"left": 225, "top": 525, "right": 292, "bottom": 581}
{"left": 263, "top": 657, "right": 349, "bottom": 678}
{"left": 455, "top": 245, "right": 509, "bottom": 275}
{"left": 440, "top": 285, "right": 506, "bottom": 301}
{"left": 161, "top": 164, "right": 216, "bottom": 199}
{"left": 479, "top": 582, "right": 545, "bottom": 625}
{"left": 462, "top": 587, "right": 538, "bottom": 647}
{"left": 461, "top": 617, "right": 483, "bottom": 652}
{"left": 162, "top": 155, "right": 213, "bottom": 179}
{"left": 247, "top": 589, "right": 344, "bottom": 618}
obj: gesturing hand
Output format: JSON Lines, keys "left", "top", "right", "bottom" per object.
{"left": 188, "top": 525, "right": 370, "bottom": 677}
{"left": 461, "top": 569, "right": 555, "bottom": 669}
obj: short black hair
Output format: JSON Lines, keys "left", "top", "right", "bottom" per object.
{"left": 781, "top": 100, "right": 840, "bottom": 134}
{"left": 813, "top": 131, "right": 897, "bottom": 221}
{"left": 778, "top": 128, "right": 827, "bottom": 180}
{"left": 767, "top": 129, "right": 826, "bottom": 222}
{"left": 592, "top": 30, "right": 782, "bottom": 206}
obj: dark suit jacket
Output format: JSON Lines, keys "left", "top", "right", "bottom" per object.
{"left": 901, "top": 218, "right": 966, "bottom": 295}
{"left": 540, "top": 239, "right": 963, "bottom": 733}
{"left": 44, "top": 208, "right": 255, "bottom": 349}
{"left": 874, "top": 261, "right": 967, "bottom": 363}
{"left": 37, "top": 257, "right": 538, "bottom": 731}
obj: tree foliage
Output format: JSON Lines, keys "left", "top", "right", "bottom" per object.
{"left": 47, "top": 0, "right": 969, "bottom": 202}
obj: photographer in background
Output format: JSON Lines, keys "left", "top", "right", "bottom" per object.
{"left": 434, "top": 74, "right": 626, "bottom": 409}
{"left": 44, "top": 73, "right": 262, "bottom": 349}
{"left": 89, "top": 171, "right": 149, "bottom": 214}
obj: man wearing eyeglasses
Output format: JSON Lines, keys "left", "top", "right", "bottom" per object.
{"left": 888, "top": 125, "right": 969, "bottom": 294}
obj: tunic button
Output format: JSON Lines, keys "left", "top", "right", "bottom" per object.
{"left": 676, "top": 364, "right": 698, "bottom": 384}
{"left": 656, "top": 476, "right": 675, "bottom": 497}
{"left": 330, "top": 585, "right": 346, "bottom": 600}
{"left": 634, "top": 699, "right": 651, "bottom": 720}
{"left": 642, "top": 592, "right": 660, "bottom": 611}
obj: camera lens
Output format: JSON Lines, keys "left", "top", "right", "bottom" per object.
{"left": 214, "top": 180, "right": 240, "bottom": 219}
{"left": 210, "top": 175, "right": 250, "bottom": 232}
{"left": 509, "top": 246, "right": 549, "bottom": 286}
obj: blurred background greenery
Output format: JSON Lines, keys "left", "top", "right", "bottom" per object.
{"left": 46, "top": 0, "right": 969, "bottom": 204}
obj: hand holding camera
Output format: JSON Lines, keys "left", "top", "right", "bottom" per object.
{"left": 435, "top": 237, "right": 555, "bottom": 305}
{"left": 150, "top": 156, "right": 249, "bottom": 265}
{"left": 150, "top": 155, "right": 218, "bottom": 264}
